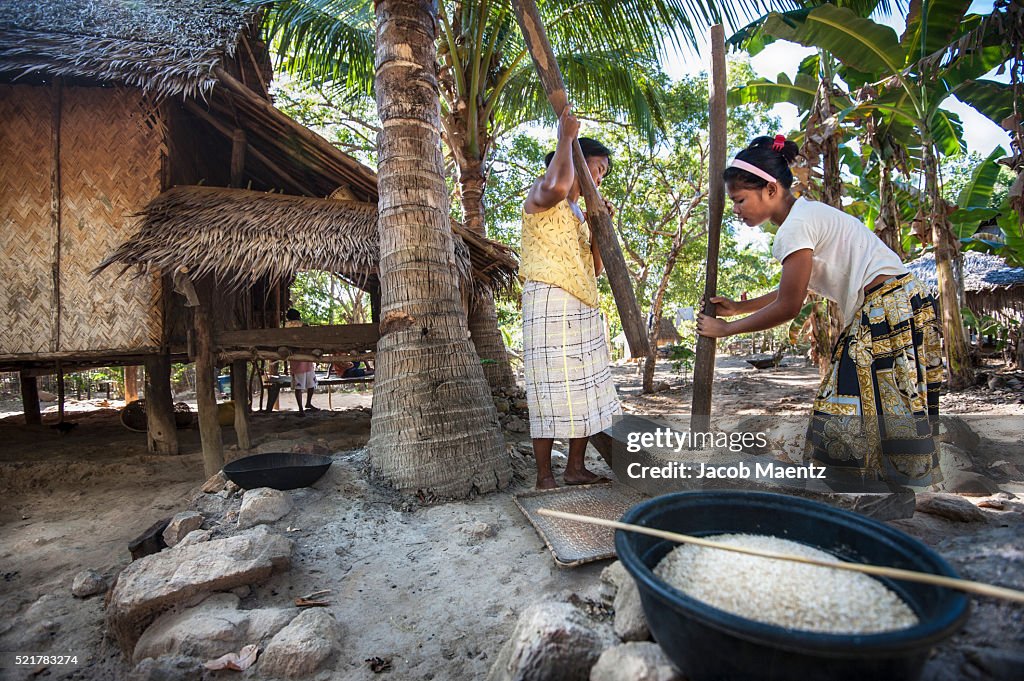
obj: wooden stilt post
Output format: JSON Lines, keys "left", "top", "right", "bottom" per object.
{"left": 691, "top": 24, "right": 728, "bottom": 434}
{"left": 124, "top": 366, "right": 139, "bottom": 403}
{"left": 20, "top": 371, "right": 41, "bottom": 426}
{"left": 511, "top": 0, "right": 649, "bottom": 359}
{"left": 231, "top": 360, "right": 251, "bottom": 450}
{"left": 176, "top": 271, "right": 223, "bottom": 476}
{"left": 56, "top": 359, "right": 65, "bottom": 424}
{"left": 145, "top": 354, "right": 179, "bottom": 455}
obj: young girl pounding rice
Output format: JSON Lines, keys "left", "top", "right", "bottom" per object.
{"left": 521, "top": 106, "right": 621, "bottom": 489}
{"left": 697, "top": 135, "right": 944, "bottom": 487}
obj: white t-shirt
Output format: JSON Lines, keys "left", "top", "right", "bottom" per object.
{"left": 772, "top": 197, "right": 907, "bottom": 328}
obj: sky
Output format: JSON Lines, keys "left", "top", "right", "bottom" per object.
{"left": 659, "top": 0, "right": 1012, "bottom": 156}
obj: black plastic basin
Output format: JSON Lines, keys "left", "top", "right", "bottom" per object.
{"left": 223, "top": 452, "right": 332, "bottom": 490}
{"left": 616, "top": 491, "right": 969, "bottom": 681}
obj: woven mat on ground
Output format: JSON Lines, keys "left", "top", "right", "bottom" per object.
{"left": 515, "top": 483, "right": 647, "bottom": 567}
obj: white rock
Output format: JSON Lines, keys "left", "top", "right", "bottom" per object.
{"left": 175, "top": 530, "right": 211, "bottom": 548}
{"left": 133, "top": 593, "right": 245, "bottom": 663}
{"left": 487, "top": 602, "right": 615, "bottom": 681}
{"left": 259, "top": 609, "right": 343, "bottom": 678}
{"left": 162, "top": 511, "right": 204, "bottom": 547}
{"left": 237, "top": 488, "right": 293, "bottom": 529}
{"left": 613, "top": 574, "right": 650, "bottom": 642}
{"left": 590, "top": 642, "right": 683, "bottom": 681}
{"left": 71, "top": 569, "right": 107, "bottom": 598}
{"left": 600, "top": 560, "right": 629, "bottom": 590}
{"left": 106, "top": 525, "right": 291, "bottom": 655}
{"left": 132, "top": 592, "right": 296, "bottom": 664}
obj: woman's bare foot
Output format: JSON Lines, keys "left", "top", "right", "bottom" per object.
{"left": 563, "top": 468, "right": 610, "bottom": 486}
{"left": 536, "top": 475, "right": 558, "bottom": 490}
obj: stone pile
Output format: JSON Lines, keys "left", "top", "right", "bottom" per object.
{"left": 83, "top": 475, "right": 346, "bottom": 680}
{"left": 493, "top": 386, "right": 530, "bottom": 434}
{"left": 486, "top": 562, "right": 684, "bottom": 681}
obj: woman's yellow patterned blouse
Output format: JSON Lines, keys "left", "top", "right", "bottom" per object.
{"left": 520, "top": 199, "right": 599, "bottom": 308}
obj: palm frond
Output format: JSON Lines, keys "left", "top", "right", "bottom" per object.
{"left": 242, "top": 0, "right": 375, "bottom": 95}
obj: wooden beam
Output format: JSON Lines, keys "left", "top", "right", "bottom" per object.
{"left": 215, "top": 324, "right": 379, "bottom": 354}
{"left": 213, "top": 66, "right": 377, "bottom": 199}
{"left": 188, "top": 277, "right": 224, "bottom": 477}
{"left": 182, "top": 100, "right": 318, "bottom": 197}
{"left": 691, "top": 24, "right": 728, "bottom": 433}
{"left": 219, "top": 350, "right": 374, "bottom": 363}
{"left": 231, "top": 359, "right": 252, "bottom": 450}
{"left": 50, "top": 78, "right": 62, "bottom": 353}
{"left": 56, "top": 359, "right": 65, "bottom": 423}
{"left": 20, "top": 372, "right": 41, "bottom": 426}
{"left": 511, "top": 0, "right": 649, "bottom": 358}
{"left": 145, "top": 354, "right": 179, "bottom": 455}
{"left": 230, "top": 129, "right": 246, "bottom": 188}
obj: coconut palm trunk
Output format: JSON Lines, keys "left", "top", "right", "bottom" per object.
{"left": 458, "top": 157, "right": 517, "bottom": 390}
{"left": 368, "top": 0, "right": 511, "bottom": 498}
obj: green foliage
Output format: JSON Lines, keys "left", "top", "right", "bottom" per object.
{"left": 961, "top": 307, "right": 1019, "bottom": 351}
{"left": 290, "top": 271, "right": 368, "bottom": 326}
{"left": 666, "top": 344, "right": 696, "bottom": 375}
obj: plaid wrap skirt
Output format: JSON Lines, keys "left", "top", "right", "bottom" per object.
{"left": 522, "top": 281, "right": 620, "bottom": 439}
{"left": 805, "top": 273, "right": 944, "bottom": 486}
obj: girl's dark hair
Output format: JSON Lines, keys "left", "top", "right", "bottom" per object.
{"left": 286, "top": 308, "right": 301, "bottom": 321}
{"left": 544, "top": 137, "right": 613, "bottom": 171}
{"left": 723, "top": 135, "right": 800, "bottom": 189}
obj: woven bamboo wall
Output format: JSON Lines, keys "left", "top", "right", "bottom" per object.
{"left": 0, "top": 84, "right": 164, "bottom": 358}
{"left": 0, "top": 85, "right": 55, "bottom": 355}
{"left": 58, "top": 87, "right": 164, "bottom": 353}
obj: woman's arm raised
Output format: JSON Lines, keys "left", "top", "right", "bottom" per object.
{"left": 525, "top": 107, "right": 579, "bottom": 213}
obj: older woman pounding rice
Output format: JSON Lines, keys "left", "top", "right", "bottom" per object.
{"left": 521, "top": 106, "right": 621, "bottom": 489}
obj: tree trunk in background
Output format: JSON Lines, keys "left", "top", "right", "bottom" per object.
{"left": 875, "top": 164, "right": 906, "bottom": 258}
{"left": 368, "top": 0, "right": 511, "bottom": 498}
{"left": 460, "top": 160, "right": 517, "bottom": 390}
{"left": 144, "top": 354, "right": 179, "bottom": 455}
{"left": 924, "top": 140, "right": 973, "bottom": 390}
{"left": 124, "top": 365, "right": 139, "bottom": 402}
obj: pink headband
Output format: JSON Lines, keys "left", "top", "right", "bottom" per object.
{"left": 729, "top": 158, "right": 777, "bottom": 184}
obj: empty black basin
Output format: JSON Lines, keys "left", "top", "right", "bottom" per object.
{"left": 223, "top": 452, "right": 332, "bottom": 490}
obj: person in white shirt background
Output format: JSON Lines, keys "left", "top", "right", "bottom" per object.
{"left": 697, "top": 135, "right": 944, "bottom": 488}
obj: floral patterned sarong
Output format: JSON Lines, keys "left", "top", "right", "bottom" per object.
{"left": 804, "top": 273, "right": 944, "bottom": 486}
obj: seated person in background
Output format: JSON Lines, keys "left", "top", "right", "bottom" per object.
{"left": 331, "top": 360, "right": 374, "bottom": 378}
{"left": 285, "top": 308, "right": 318, "bottom": 415}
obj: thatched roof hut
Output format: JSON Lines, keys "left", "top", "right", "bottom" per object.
{"left": 1, "top": 0, "right": 515, "bottom": 376}
{"left": 905, "top": 251, "right": 1024, "bottom": 323}
{"left": 0, "top": 0, "right": 255, "bottom": 99}
{"left": 96, "top": 186, "right": 518, "bottom": 294}
{"left": 0, "top": 0, "right": 517, "bottom": 457}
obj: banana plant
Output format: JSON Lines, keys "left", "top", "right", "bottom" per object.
{"left": 729, "top": 0, "right": 1015, "bottom": 388}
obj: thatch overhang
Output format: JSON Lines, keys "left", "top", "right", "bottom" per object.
{"left": 95, "top": 185, "right": 519, "bottom": 295}
{"left": 905, "top": 251, "right": 1024, "bottom": 294}
{"left": 0, "top": 0, "right": 255, "bottom": 99}
{"left": 906, "top": 251, "right": 1024, "bottom": 324}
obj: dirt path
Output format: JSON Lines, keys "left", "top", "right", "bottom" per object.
{"left": 1, "top": 358, "right": 1021, "bottom": 680}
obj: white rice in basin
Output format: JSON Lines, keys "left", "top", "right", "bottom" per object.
{"left": 654, "top": 533, "right": 919, "bottom": 634}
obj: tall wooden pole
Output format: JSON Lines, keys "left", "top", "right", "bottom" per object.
{"left": 511, "top": 0, "right": 649, "bottom": 358}
{"left": 229, "top": 129, "right": 252, "bottom": 450}
{"left": 691, "top": 24, "right": 727, "bottom": 433}
{"left": 124, "top": 366, "right": 139, "bottom": 403}
{"left": 144, "top": 354, "right": 179, "bottom": 455}
{"left": 176, "top": 271, "right": 223, "bottom": 476}
{"left": 20, "top": 371, "right": 41, "bottom": 426}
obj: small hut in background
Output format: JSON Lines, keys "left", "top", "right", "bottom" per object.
{"left": 1, "top": 0, "right": 517, "bottom": 476}
{"left": 906, "top": 250, "right": 1024, "bottom": 364}
{"left": 613, "top": 317, "right": 682, "bottom": 360}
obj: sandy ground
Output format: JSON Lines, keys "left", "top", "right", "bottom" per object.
{"left": 0, "top": 357, "right": 1022, "bottom": 680}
